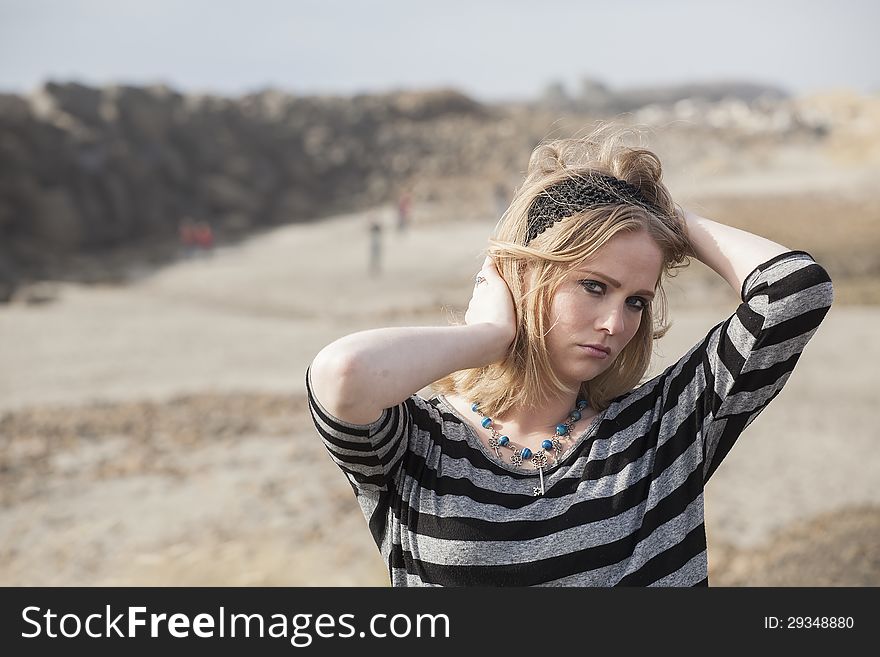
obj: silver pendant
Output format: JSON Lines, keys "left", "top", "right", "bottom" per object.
{"left": 533, "top": 451, "right": 547, "bottom": 495}
{"left": 533, "top": 467, "right": 545, "bottom": 496}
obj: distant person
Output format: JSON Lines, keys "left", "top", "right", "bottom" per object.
{"left": 396, "top": 192, "right": 412, "bottom": 233}
{"left": 307, "top": 124, "right": 833, "bottom": 586}
{"left": 367, "top": 214, "right": 382, "bottom": 276}
{"left": 194, "top": 221, "right": 215, "bottom": 255}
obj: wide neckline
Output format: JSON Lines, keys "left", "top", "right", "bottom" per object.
{"left": 433, "top": 394, "right": 608, "bottom": 476}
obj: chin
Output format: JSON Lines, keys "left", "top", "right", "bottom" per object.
{"left": 566, "top": 369, "right": 600, "bottom": 387}
{"left": 577, "top": 362, "right": 611, "bottom": 383}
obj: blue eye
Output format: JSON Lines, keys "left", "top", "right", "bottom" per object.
{"left": 580, "top": 280, "right": 648, "bottom": 312}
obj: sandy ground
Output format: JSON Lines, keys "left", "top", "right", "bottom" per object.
{"left": 1, "top": 189, "right": 879, "bottom": 586}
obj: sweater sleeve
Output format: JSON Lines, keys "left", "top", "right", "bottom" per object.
{"left": 658, "top": 250, "right": 834, "bottom": 483}
{"left": 305, "top": 366, "right": 411, "bottom": 495}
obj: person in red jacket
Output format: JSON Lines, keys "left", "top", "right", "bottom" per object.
{"left": 194, "top": 221, "right": 214, "bottom": 254}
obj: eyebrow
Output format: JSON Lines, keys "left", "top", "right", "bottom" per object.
{"left": 577, "top": 270, "right": 656, "bottom": 299}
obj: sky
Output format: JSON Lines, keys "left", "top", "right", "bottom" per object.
{"left": 0, "top": 0, "right": 877, "bottom": 102}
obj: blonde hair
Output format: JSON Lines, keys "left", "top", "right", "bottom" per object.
{"left": 434, "top": 125, "right": 691, "bottom": 417}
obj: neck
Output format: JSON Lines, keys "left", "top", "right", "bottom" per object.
{"left": 495, "top": 389, "right": 581, "bottom": 438}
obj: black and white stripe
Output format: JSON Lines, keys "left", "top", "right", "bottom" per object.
{"left": 306, "top": 251, "right": 833, "bottom": 586}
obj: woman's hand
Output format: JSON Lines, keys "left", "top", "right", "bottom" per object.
{"left": 464, "top": 256, "right": 517, "bottom": 361}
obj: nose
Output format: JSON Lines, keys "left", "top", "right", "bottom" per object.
{"left": 596, "top": 305, "right": 626, "bottom": 335}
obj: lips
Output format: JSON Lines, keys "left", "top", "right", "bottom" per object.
{"left": 579, "top": 344, "right": 610, "bottom": 359}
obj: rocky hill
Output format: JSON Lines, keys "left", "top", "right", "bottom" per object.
{"left": 0, "top": 83, "right": 516, "bottom": 296}
{"left": 1, "top": 80, "right": 875, "bottom": 301}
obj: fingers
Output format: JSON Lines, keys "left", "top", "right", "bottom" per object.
{"left": 473, "top": 255, "right": 491, "bottom": 286}
{"left": 474, "top": 254, "right": 504, "bottom": 288}
{"left": 465, "top": 254, "right": 517, "bottom": 334}
{"left": 476, "top": 255, "right": 497, "bottom": 277}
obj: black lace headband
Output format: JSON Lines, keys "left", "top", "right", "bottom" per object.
{"left": 526, "top": 173, "right": 667, "bottom": 243}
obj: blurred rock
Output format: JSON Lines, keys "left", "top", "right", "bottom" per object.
{"left": 0, "top": 82, "right": 505, "bottom": 299}
{"left": 1, "top": 80, "right": 877, "bottom": 301}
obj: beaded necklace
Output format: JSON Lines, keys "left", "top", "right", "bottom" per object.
{"left": 469, "top": 399, "right": 589, "bottom": 496}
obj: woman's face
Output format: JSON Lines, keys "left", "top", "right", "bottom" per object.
{"left": 545, "top": 230, "right": 664, "bottom": 390}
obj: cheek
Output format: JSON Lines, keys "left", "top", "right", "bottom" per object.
{"left": 549, "top": 292, "right": 583, "bottom": 324}
{"left": 624, "top": 311, "right": 646, "bottom": 342}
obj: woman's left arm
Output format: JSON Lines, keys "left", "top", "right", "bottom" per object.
{"left": 681, "top": 208, "right": 792, "bottom": 296}
{"left": 661, "top": 209, "right": 833, "bottom": 483}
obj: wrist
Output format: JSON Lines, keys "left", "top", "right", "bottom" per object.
{"left": 681, "top": 209, "right": 703, "bottom": 260}
{"left": 464, "top": 322, "right": 516, "bottom": 366}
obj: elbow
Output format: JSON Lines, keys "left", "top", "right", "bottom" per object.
{"left": 748, "top": 260, "right": 835, "bottom": 327}
{"left": 310, "top": 345, "right": 368, "bottom": 414}
{"left": 773, "top": 261, "right": 835, "bottom": 324}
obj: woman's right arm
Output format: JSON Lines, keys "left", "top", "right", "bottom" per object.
{"left": 309, "top": 257, "right": 516, "bottom": 425}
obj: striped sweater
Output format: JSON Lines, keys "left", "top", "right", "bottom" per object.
{"left": 306, "top": 251, "right": 834, "bottom": 586}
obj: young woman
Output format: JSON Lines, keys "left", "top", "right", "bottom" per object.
{"left": 306, "top": 127, "right": 834, "bottom": 586}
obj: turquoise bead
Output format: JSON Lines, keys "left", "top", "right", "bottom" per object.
{"left": 481, "top": 417, "right": 492, "bottom": 428}
{"left": 570, "top": 410, "right": 581, "bottom": 421}
{"left": 521, "top": 448, "right": 532, "bottom": 459}
{"left": 471, "top": 402, "right": 479, "bottom": 412}
{"left": 498, "top": 435, "right": 509, "bottom": 446}
{"left": 577, "top": 399, "right": 588, "bottom": 409}
{"left": 541, "top": 439, "right": 553, "bottom": 450}
{"left": 556, "top": 423, "right": 569, "bottom": 435}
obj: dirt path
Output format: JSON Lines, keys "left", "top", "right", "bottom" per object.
{"left": 1, "top": 208, "right": 877, "bottom": 585}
